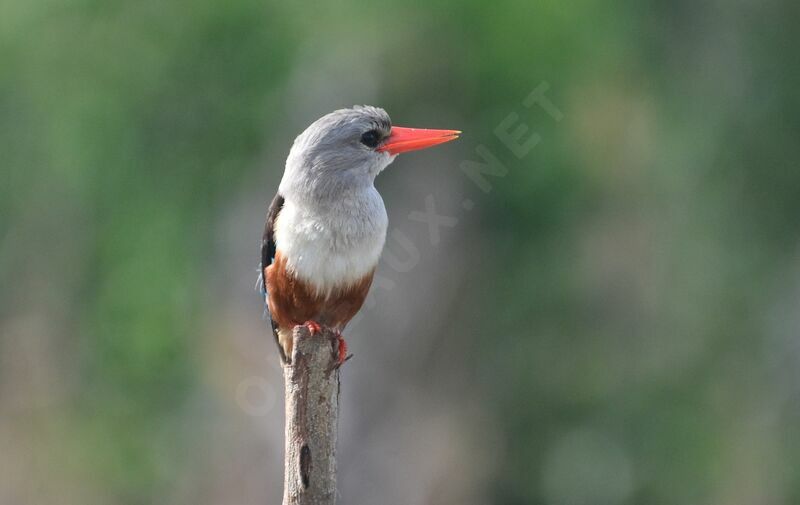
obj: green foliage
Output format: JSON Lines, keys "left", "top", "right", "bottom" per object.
{"left": 2, "top": 0, "right": 798, "bottom": 503}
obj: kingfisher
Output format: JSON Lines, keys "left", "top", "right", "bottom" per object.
{"left": 259, "top": 105, "right": 460, "bottom": 364}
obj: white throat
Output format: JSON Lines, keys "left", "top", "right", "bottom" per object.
{"left": 274, "top": 185, "right": 388, "bottom": 295}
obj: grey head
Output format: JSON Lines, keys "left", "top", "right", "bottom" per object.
{"left": 279, "top": 105, "right": 395, "bottom": 204}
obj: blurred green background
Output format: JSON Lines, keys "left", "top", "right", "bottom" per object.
{"left": 2, "top": 0, "right": 799, "bottom": 504}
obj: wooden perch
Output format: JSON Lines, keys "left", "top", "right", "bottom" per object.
{"left": 282, "top": 325, "right": 342, "bottom": 505}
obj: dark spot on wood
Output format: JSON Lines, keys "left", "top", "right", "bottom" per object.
{"left": 300, "top": 444, "right": 311, "bottom": 488}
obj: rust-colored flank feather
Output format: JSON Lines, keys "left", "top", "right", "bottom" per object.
{"left": 265, "top": 251, "right": 374, "bottom": 354}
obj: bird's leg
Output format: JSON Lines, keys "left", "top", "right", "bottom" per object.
{"left": 295, "top": 321, "right": 350, "bottom": 367}
{"left": 330, "top": 329, "right": 350, "bottom": 368}
{"left": 301, "top": 320, "right": 323, "bottom": 335}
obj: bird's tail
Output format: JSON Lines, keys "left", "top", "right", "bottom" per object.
{"left": 257, "top": 266, "right": 287, "bottom": 362}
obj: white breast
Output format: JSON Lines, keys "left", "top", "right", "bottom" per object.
{"left": 274, "top": 187, "right": 388, "bottom": 295}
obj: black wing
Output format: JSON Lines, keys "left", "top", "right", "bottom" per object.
{"left": 261, "top": 192, "right": 284, "bottom": 279}
{"left": 260, "top": 192, "right": 285, "bottom": 358}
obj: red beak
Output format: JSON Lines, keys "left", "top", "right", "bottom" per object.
{"left": 377, "top": 126, "right": 461, "bottom": 155}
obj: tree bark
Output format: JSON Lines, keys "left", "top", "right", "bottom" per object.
{"left": 282, "top": 326, "right": 341, "bottom": 505}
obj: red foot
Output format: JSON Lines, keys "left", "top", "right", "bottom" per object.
{"left": 335, "top": 334, "right": 348, "bottom": 365}
{"left": 302, "top": 320, "right": 322, "bottom": 335}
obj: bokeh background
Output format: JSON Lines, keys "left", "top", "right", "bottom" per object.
{"left": 2, "top": 0, "right": 800, "bottom": 504}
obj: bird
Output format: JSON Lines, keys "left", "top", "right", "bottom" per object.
{"left": 259, "top": 105, "right": 459, "bottom": 364}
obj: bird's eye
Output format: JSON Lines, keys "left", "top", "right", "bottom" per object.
{"left": 360, "top": 129, "right": 381, "bottom": 148}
